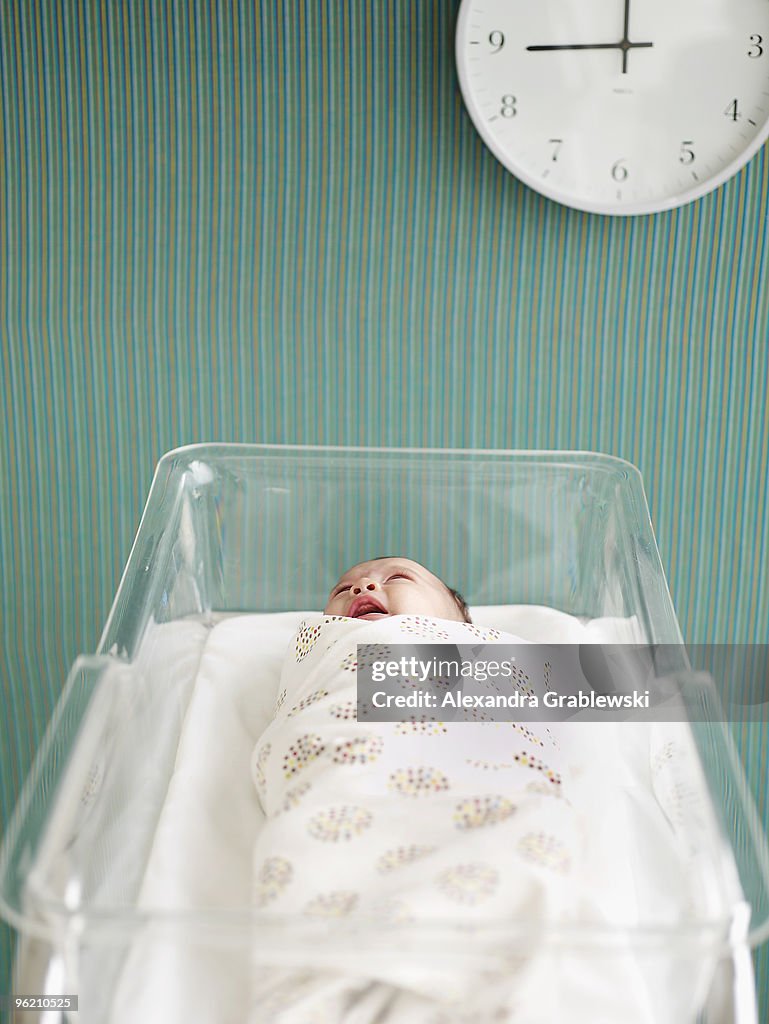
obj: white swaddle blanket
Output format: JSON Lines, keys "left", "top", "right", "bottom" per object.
{"left": 247, "top": 614, "right": 732, "bottom": 1023}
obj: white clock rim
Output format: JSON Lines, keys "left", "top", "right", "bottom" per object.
{"left": 454, "top": 4, "right": 769, "bottom": 216}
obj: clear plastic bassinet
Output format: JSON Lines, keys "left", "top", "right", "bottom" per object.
{"left": 1, "top": 444, "right": 768, "bottom": 1024}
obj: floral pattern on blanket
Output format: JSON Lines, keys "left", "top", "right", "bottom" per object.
{"left": 250, "top": 614, "right": 576, "bottom": 932}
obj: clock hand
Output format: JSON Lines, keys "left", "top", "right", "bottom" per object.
{"left": 526, "top": 39, "right": 653, "bottom": 74}
{"left": 528, "top": 0, "right": 651, "bottom": 72}
{"left": 622, "top": 0, "right": 632, "bottom": 72}
{"left": 527, "top": 43, "right": 627, "bottom": 52}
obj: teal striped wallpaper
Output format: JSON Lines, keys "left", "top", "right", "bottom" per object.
{"left": 1, "top": 0, "right": 768, "bottom": 1006}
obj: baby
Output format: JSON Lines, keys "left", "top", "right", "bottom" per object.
{"left": 323, "top": 555, "right": 472, "bottom": 624}
{"left": 250, "top": 557, "right": 573, "bottom": 997}
{"left": 247, "top": 560, "right": 707, "bottom": 1022}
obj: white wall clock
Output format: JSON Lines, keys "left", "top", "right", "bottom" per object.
{"left": 455, "top": 0, "right": 769, "bottom": 215}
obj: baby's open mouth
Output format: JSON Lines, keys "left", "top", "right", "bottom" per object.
{"left": 349, "top": 595, "right": 388, "bottom": 619}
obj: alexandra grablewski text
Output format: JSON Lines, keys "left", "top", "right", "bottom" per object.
{"left": 356, "top": 643, "right": 769, "bottom": 723}
{"left": 370, "top": 687, "right": 651, "bottom": 711}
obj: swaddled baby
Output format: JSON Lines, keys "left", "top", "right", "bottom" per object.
{"left": 247, "top": 557, "right": 580, "bottom": 1022}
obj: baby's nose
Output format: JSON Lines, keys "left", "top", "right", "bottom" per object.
{"left": 351, "top": 577, "right": 379, "bottom": 596}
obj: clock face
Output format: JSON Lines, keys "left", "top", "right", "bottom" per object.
{"left": 455, "top": 0, "right": 769, "bottom": 214}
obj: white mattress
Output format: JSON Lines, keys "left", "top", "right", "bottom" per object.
{"left": 105, "top": 607, "right": 742, "bottom": 1024}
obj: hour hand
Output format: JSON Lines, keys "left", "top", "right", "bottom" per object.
{"left": 526, "top": 38, "right": 653, "bottom": 74}
{"left": 526, "top": 43, "right": 622, "bottom": 52}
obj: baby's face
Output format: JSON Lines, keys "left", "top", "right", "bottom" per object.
{"left": 324, "top": 557, "right": 465, "bottom": 622}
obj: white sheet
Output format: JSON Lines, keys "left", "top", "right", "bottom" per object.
{"left": 107, "top": 608, "right": 741, "bottom": 1024}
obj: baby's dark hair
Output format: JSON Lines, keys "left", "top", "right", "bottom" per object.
{"left": 447, "top": 585, "right": 473, "bottom": 625}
